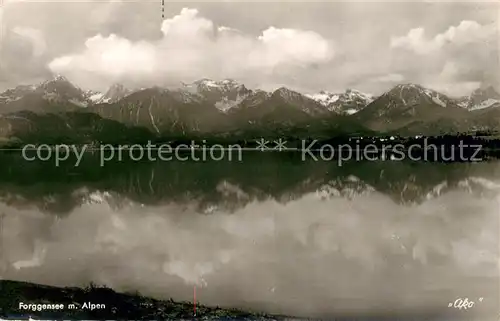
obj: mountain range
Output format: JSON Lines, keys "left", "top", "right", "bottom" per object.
{"left": 0, "top": 76, "right": 499, "bottom": 144}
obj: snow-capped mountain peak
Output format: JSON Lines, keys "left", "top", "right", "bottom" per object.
{"left": 345, "top": 89, "right": 374, "bottom": 101}
{"left": 86, "top": 90, "right": 105, "bottom": 103}
{"left": 0, "top": 75, "right": 91, "bottom": 107}
{"left": 181, "top": 78, "right": 251, "bottom": 112}
{"left": 459, "top": 85, "right": 500, "bottom": 111}
{"left": 188, "top": 78, "right": 245, "bottom": 92}
{"left": 385, "top": 83, "right": 453, "bottom": 108}
{"left": 38, "top": 75, "right": 91, "bottom": 106}
{"left": 306, "top": 89, "right": 374, "bottom": 114}
{"left": 0, "top": 85, "right": 37, "bottom": 104}
{"left": 273, "top": 87, "right": 305, "bottom": 101}
{"left": 268, "top": 87, "right": 331, "bottom": 116}
{"left": 305, "top": 91, "right": 340, "bottom": 107}
{"left": 39, "top": 74, "right": 74, "bottom": 89}
{"left": 421, "top": 88, "right": 449, "bottom": 107}
{"left": 236, "top": 90, "right": 271, "bottom": 108}
{"left": 98, "top": 83, "right": 133, "bottom": 104}
{"left": 194, "top": 78, "right": 220, "bottom": 88}
{"left": 83, "top": 83, "right": 139, "bottom": 105}
{"left": 47, "top": 74, "right": 69, "bottom": 83}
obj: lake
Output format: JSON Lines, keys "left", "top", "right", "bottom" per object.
{"left": 0, "top": 152, "right": 498, "bottom": 320}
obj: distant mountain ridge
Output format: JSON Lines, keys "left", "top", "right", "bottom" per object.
{"left": 87, "top": 83, "right": 134, "bottom": 104}
{"left": 306, "top": 89, "right": 374, "bottom": 115}
{"left": 2, "top": 76, "right": 499, "bottom": 114}
{"left": 354, "top": 84, "right": 469, "bottom": 133}
{"left": 0, "top": 76, "right": 499, "bottom": 143}
{"left": 458, "top": 85, "right": 500, "bottom": 111}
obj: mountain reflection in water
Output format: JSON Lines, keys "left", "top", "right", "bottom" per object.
{"left": 0, "top": 153, "right": 498, "bottom": 319}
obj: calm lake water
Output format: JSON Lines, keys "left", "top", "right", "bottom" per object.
{"left": 0, "top": 153, "right": 498, "bottom": 319}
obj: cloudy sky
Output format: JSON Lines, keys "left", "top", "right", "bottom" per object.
{"left": 0, "top": 0, "right": 498, "bottom": 96}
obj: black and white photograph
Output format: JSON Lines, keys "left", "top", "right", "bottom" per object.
{"left": 0, "top": 0, "right": 499, "bottom": 320}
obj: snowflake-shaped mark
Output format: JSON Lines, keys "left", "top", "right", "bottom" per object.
{"left": 255, "top": 138, "right": 270, "bottom": 152}
{"left": 273, "top": 138, "right": 287, "bottom": 151}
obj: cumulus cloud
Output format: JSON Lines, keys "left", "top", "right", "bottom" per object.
{"left": 254, "top": 27, "right": 332, "bottom": 68}
{"left": 1, "top": 1, "right": 497, "bottom": 95}
{"left": 50, "top": 35, "right": 157, "bottom": 78}
{"left": 48, "top": 7, "right": 334, "bottom": 90}
{"left": 391, "top": 20, "right": 495, "bottom": 54}
{"left": 389, "top": 20, "right": 498, "bottom": 96}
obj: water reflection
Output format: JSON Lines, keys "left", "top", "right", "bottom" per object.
{"left": 0, "top": 154, "right": 498, "bottom": 319}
